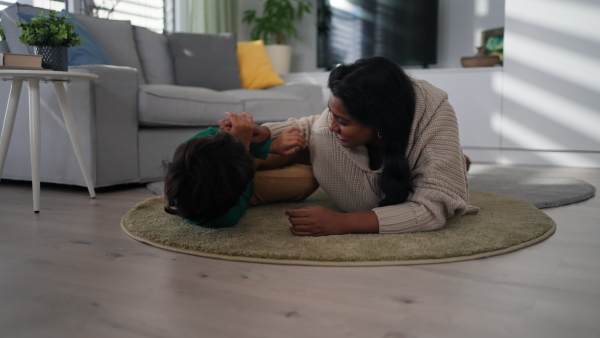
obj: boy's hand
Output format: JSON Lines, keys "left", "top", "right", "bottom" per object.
{"left": 270, "top": 127, "right": 307, "bottom": 156}
{"left": 218, "top": 118, "right": 232, "bottom": 132}
{"left": 251, "top": 125, "right": 271, "bottom": 144}
{"left": 226, "top": 112, "right": 254, "bottom": 147}
{"left": 219, "top": 113, "right": 271, "bottom": 144}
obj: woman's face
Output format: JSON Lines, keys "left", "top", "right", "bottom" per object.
{"left": 328, "top": 94, "right": 378, "bottom": 148}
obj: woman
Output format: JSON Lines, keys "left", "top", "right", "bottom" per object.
{"left": 252, "top": 56, "right": 474, "bottom": 236}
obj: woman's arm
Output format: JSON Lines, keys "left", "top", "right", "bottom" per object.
{"left": 285, "top": 207, "right": 379, "bottom": 236}
{"left": 262, "top": 111, "right": 324, "bottom": 141}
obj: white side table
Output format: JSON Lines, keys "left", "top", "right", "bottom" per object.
{"left": 0, "top": 70, "right": 98, "bottom": 212}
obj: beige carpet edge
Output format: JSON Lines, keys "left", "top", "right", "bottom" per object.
{"left": 120, "top": 214, "right": 557, "bottom": 267}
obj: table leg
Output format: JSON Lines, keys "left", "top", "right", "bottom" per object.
{"left": 0, "top": 78, "right": 23, "bottom": 181}
{"left": 53, "top": 81, "right": 96, "bottom": 199}
{"left": 28, "top": 78, "right": 41, "bottom": 213}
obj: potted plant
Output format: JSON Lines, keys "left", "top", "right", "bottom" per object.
{"left": 0, "top": 19, "right": 9, "bottom": 53}
{"left": 242, "top": 0, "right": 312, "bottom": 74}
{"left": 16, "top": 10, "right": 83, "bottom": 71}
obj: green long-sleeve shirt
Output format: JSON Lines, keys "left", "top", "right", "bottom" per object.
{"left": 184, "top": 127, "right": 272, "bottom": 228}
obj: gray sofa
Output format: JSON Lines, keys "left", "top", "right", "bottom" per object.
{"left": 0, "top": 4, "right": 324, "bottom": 188}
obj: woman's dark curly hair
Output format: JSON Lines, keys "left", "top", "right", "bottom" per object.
{"left": 163, "top": 132, "right": 254, "bottom": 224}
{"left": 328, "top": 56, "right": 416, "bottom": 207}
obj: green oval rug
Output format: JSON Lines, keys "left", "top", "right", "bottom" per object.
{"left": 121, "top": 190, "right": 556, "bottom": 266}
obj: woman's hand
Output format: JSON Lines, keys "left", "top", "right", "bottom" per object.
{"left": 270, "top": 127, "right": 307, "bottom": 156}
{"left": 226, "top": 112, "right": 254, "bottom": 147}
{"left": 285, "top": 206, "right": 346, "bottom": 236}
{"left": 285, "top": 207, "right": 380, "bottom": 236}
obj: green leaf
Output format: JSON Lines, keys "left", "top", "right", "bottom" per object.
{"left": 17, "top": 9, "right": 83, "bottom": 47}
{"left": 241, "top": 0, "right": 311, "bottom": 45}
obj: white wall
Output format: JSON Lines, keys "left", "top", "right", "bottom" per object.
{"left": 237, "top": 0, "right": 505, "bottom": 72}
{"left": 500, "top": 0, "right": 600, "bottom": 166}
{"left": 437, "top": 0, "right": 505, "bottom": 68}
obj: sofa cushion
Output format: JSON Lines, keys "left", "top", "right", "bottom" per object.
{"left": 237, "top": 40, "right": 284, "bottom": 90}
{"left": 222, "top": 89, "right": 311, "bottom": 124}
{"left": 16, "top": 10, "right": 113, "bottom": 66}
{"left": 73, "top": 14, "right": 145, "bottom": 85}
{"left": 0, "top": 3, "right": 48, "bottom": 54}
{"left": 168, "top": 33, "right": 242, "bottom": 91}
{"left": 133, "top": 26, "right": 174, "bottom": 85}
{"left": 138, "top": 84, "right": 244, "bottom": 127}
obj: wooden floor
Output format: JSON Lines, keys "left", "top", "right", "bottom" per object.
{"left": 1, "top": 164, "right": 599, "bottom": 338}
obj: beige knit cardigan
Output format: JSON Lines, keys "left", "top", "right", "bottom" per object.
{"left": 263, "top": 79, "right": 469, "bottom": 234}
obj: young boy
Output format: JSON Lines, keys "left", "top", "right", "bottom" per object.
{"left": 163, "top": 112, "right": 317, "bottom": 228}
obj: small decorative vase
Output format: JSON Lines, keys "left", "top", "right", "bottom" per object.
{"left": 34, "top": 45, "right": 68, "bottom": 71}
{"left": 0, "top": 40, "right": 9, "bottom": 54}
{"left": 265, "top": 44, "right": 292, "bottom": 74}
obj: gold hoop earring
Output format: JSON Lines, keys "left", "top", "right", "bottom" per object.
{"left": 377, "top": 131, "right": 382, "bottom": 139}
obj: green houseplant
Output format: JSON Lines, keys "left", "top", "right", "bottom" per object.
{"left": 242, "top": 0, "right": 312, "bottom": 45}
{"left": 16, "top": 10, "right": 83, "bottom": 71}
{"left": 0, "top": 19, "right": 6, "bottom": 41}
{"left": 0, "top": 19, "right": 8, "bottom": 53}
{"left": 242, "top": 0, "right": 312, "bottom": 74}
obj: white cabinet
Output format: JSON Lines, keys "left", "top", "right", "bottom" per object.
{"left": 408, "top": 68, "right": 503, "bottom": 150}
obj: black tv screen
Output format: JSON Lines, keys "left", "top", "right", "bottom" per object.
{"left": 317, "top": 0, "right": 439, "bottom": 69}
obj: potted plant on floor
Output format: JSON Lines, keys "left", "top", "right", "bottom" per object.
{"left": 242, "top": 0, "right": 312, "bottom": 74}
{"left": 16, "top": 10, "right": 83, "bottom": 71}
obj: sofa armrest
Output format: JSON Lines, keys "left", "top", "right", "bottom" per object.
{"left": 68, "top": 65, "right": 140, "bottom": 186}
{"left": 0, "top": 65, "right": 140, "bottom": 187}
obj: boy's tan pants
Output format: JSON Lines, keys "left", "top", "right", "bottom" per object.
{"left": 250, "top": 151, "right": 319, "bottom": 206}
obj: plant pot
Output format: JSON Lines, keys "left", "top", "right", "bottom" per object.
{"left": 0, "top": 41, "right": 9, "bottom": 54}
{"left": 34, "top": 45, "right": 68, "bottom": 71}
{"left": 265, "top": 44, "right": 292, "bottom": 74}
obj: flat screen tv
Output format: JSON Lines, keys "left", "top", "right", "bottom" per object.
{"left": 317, "top": 0, "right": 439, "bottom": 69}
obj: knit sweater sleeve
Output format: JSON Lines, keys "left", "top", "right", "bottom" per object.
{"left": 261, "top": 111, "right": 325, "bottom": 142}
{"left": 374, "top": 88, "right": 469, "bottom": 234}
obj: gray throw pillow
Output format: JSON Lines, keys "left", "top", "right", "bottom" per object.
{"left": 133, "top": 26, "right": 175, "bottom": 85}
{"left": 168, "top": 33, "right": 242, "bottom": 91}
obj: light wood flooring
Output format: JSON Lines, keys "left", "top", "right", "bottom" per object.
{"left": 1, "top": 164, "right": 599, "bottom": 338}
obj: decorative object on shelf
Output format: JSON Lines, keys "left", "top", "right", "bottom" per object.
{"left": 461, "top": 46, "right": 501, "bottom": 68}
{"left": 16, "top": 10, "right": 83, "bottom": 71}
{"left": 242, "top": 0, "right": 312, "bottom": 74}
{"left": 481, "top": 27, "right": 504, "bottom": 64}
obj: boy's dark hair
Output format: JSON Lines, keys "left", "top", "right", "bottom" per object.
{"left": 163, "top": 132, "right": 254, "bottom": 224}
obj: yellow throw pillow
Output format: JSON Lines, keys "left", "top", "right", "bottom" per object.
{"left": 237, "top": 40, "right": 284, "bottom": 89}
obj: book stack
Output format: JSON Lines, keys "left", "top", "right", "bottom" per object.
{"left": 0, "top": 53, "right": 44, "bottom": 70}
